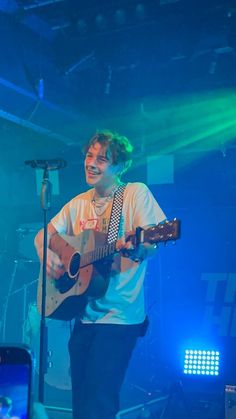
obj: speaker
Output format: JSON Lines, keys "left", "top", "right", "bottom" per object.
{"left": 225, "top": 385, "right": 236, "bottom": 419}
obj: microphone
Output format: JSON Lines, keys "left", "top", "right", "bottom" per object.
{"left": 25, "top": 159, "right": 67, "bottom": 170}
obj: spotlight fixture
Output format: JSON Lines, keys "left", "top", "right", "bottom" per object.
{"left": 183, "top": 349, "right": 220, "bottom": 376}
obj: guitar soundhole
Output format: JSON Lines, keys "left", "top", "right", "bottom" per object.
{"left": 68, "top": 252, "right": 81, "bottom": 278}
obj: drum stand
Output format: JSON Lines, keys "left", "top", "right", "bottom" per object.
{"left": 1, "top": 258, "right": 37, "bottom": 344}
{"left": 1, "top": 259, "right": 19, "bottom": 342}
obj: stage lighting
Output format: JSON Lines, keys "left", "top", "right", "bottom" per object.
{"left": 183, "top": 349, "right": 220, "bottom": 376}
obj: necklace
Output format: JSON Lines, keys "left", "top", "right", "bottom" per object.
{"left": 92, "top": 198, "right": 111, "bottom": 216}
{"left": 91, "top": 183, "right": 120, "bottom": 216}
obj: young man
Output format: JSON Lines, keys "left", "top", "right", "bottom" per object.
{"left": 34, "top": 130, "right": 166, "bottom": 419}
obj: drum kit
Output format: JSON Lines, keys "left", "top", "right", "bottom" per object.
{"left": 0, "top": 224, "right": 72, "bottom": 392}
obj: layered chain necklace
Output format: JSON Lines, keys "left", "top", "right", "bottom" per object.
{"left": 91, "top": 183, "right": 120, "bottom": 216}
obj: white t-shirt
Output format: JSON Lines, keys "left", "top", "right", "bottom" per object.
{"left": 51, "top": 182, "right": 166, "bottom": 325}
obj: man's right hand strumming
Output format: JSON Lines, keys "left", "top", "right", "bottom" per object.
{"left": 34, "top": 224, "right": 64, "bottom": 279}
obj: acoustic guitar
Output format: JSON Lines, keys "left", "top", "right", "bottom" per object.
{"left": 37, "top": 219, "right": 180, "bottom": 320}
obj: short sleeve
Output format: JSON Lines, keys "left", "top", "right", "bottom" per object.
{"left": 51, "top": 201, "right": 73, "bottom": 234}
{"left": 128, "top": 183, "right": 166, "bottom": 229}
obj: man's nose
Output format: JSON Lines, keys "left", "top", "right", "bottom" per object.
{"left": 88, "top": 160, "right": 97, "bottom": 168}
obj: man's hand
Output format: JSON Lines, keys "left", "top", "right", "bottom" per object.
{"left": 40, "top": 247, "right": 65, "bottom": 279}
{"left": 116, "top": 238, "right": 157, "bottom": 263}
{"left": 34, "top": 227, "right": 64, "bottom": 279}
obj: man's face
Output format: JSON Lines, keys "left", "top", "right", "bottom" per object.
{"left": 84, "top": 142, "right": 119, "bottom": 189}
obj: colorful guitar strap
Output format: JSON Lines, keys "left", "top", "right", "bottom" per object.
{"left": 106, "top": 183, "right": 127, "bottom": 244}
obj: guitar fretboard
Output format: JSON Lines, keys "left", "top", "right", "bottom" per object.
{"left": 80, "top": 241, "right": 117, "bottom": 267}
{"left": 50, "top": 219, "right": 180, "bottom": 272}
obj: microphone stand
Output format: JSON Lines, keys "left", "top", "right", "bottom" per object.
{"left": 25, "top": 158, "right": 66, "bottom": 402}
{"left": 38, "top": 165, "right": 52, "bottom": 403}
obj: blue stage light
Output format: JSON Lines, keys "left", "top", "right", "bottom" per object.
{"left": 183, "top": 349, "right": 220, "bottom": 376}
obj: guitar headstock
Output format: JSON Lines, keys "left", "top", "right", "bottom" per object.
{"left": 143, "top": 219, "right": 181, "bottom": 244}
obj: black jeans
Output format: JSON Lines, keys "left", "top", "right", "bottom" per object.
{"left": 68, "top": 319, "right": 148, "bottom": 419}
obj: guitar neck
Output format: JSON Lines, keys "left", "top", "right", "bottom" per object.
{"left": 50, "top": 219, "right": 180, "bottom": 269}
{"left": 80, "top": 241, "right": 117, "bottom": 267}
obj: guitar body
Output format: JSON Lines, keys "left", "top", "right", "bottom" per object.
{"left": 37, "top": 230, "right": 112, "bottom": 320}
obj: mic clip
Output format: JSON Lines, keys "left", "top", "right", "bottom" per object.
{"left": 25, "top": 159, "right": 67, "bottom": 170}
